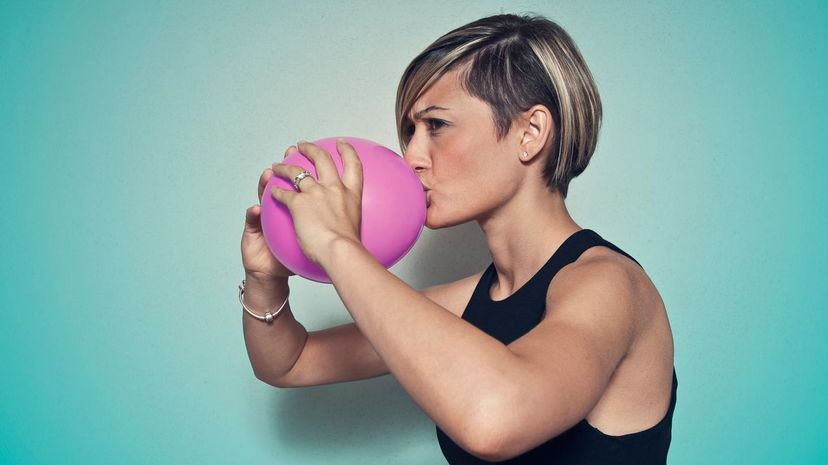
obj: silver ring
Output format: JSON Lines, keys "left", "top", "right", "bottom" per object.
{"left": 292, "top": 170, "right": 313, "bottom": 191}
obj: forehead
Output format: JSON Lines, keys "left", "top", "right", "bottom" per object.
{"left": 410, "top": 67, "right": 470, "bottom": 115}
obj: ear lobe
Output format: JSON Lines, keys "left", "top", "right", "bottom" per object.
{"left": 521, "top": 105, "right": 554, "bottom": 158}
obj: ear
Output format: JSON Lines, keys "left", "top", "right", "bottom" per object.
{"left": 517, "top": 105, "right": 554, "bottom": 162}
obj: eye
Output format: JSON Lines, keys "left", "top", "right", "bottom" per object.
{"left": 425, "top": 118, "right": 448, "bottom": 133}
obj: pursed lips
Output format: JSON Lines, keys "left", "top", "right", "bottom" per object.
{"left": 422, "top": 184, "right": 431, "bottom": 205}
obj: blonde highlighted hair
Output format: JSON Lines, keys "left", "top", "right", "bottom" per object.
{"left": 395, "top": 14, "right": 602, "bottom": 198}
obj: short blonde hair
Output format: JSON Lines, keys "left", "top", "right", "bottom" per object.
{"left": 396, "top": 14, "right": 602, "bottom": 198}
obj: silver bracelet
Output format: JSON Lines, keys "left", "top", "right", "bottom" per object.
{"left": 239, "top": 279, "right": 289, "bottom": 324}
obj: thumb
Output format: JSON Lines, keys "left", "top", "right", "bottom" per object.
{"left": 244, "top": 204, "right": 262, "bottom": 234}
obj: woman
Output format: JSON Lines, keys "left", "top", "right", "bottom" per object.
{"left": 240, "top": 13, "right": 677, "bottom": 464}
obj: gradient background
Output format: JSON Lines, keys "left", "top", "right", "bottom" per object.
{"left": 1, "top": 1, "right": 826, "bottom": 464}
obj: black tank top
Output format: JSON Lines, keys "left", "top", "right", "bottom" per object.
{"left": 436, "top": 229, "right": 677, "bottom": 464}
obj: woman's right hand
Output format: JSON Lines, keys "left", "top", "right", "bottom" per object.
{"left": 241, "top": 148, "right": 298, "bottom": 281}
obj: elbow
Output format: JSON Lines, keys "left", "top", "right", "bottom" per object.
{"left": 464, "top": 413, "right": 572, "bottom": 461}
{"left": 252, "top": 367, "right": 278, "bottom": 386}
{"left": 460, "top": 421, "right": 512, "bottom": 462}
{"left": 465, "top": 424, "right": 542, "bottom": 462}
{"left": 252, "top": 366, "right": 290, "bottom": 388}
{"left": 455, "top": 396, "right": 516, "bottom": 462}
{"left": 460, "top": 392, "right": 544, "bottom": 461}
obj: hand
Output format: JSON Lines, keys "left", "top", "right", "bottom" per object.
{"left": 269, "top": 139, "right": 364, "bottom": 266}
{"left": 240, "top": 145, "right": 300, "bottom": 280}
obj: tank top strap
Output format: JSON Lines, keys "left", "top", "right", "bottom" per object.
{"left": 574, "top": 229, "right": 642, "bottom": 268}
{"left": 529, "top": 229, "right": 601, "bottom": 289}
{"left": 466, "top": 228, "right": 646, "bottom": 317}
{"left": 527, "top": 228, "right": 644, "bottom": 294}
{"left": 471, "top": 229, "right": 637, "bottom": 309}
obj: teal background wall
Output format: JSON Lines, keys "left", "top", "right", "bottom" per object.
{"left": 2, "top": 1, "right": 826, "bottom": 463}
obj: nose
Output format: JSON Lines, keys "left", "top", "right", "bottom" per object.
{"left": 402, "top": 136, "right": 430, "bottom": 180}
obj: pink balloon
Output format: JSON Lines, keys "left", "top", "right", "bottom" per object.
{"left": 260, "top": 136, "right": 427, "bottom": 283}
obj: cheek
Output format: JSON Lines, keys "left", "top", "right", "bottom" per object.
{"left": 433, "top": 131, "right": 509, "bottom": 201}
{"left": 437, "top": 135, "right": 486, "bottom": 178}
{"left": 451, "top": 149, "right": 505, "bottom": 192}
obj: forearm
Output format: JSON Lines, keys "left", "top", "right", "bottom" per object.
{"left": 319, "top": 238, "right": 519, "bottom": 442}
{"left": 241, "top": 274, "right": 309, "bottom": 382}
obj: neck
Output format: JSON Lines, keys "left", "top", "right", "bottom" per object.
{"left": 476, "top": 183, "right": 581, "bottom": 300}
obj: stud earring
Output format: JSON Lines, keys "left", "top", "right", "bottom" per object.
{"left": 522, "top": 150, "right": 529, "bottom": 158}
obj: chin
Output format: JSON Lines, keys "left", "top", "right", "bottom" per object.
{"left": 424, "top": 207, "right": 442, "bottom": 230}
{"left": 424, "top": 206, "right": 472, "bottom": 230}
{"left": 424, "top": 213, "right": 438, "bottom": 230}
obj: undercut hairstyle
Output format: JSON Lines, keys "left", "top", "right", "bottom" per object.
{"left": 396, "top": 13, "right": 602, "bottom": 198}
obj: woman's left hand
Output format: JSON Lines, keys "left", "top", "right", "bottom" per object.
{"left": 269, "top": 139, "right": 364, "bottom": 266}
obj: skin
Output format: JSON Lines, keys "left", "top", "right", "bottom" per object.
{"left": 268, "top": 67, "right": 675, "bottom": 461}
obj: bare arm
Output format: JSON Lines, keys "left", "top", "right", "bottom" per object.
{"left": 244, "top": 271, "right": 481, "bottom": 388}
{"left": 266, "top": 321, "right": 389, "bottom": 387}
{"left": 242, "top": 273, "right": 386, "bottom": 387}
{"left": 241, "top": 274, "right": 309, "bottom": 383}
{"left": 314, "top": 239, "right": 638, "bottom": 462}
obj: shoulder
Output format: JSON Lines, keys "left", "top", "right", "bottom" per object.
{"left": 543, "top": 247, "right": 644, "bottom": 340}
{"left": 495, "top": 249, "right": 646, "bottom": 453}
{"left": 549, "top": 247, "right": 641, "bottom": 302}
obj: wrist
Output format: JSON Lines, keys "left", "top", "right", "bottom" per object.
{"left": 317, "top": 236, "right": 364, "bottom": 272}
{"left": 244, "top": 271, "right": 289, "bottom": 290}
{"left": 239, "top": 277, "right": 290, "bottom": 324}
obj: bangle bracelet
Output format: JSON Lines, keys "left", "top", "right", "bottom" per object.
{"left": 239, "top": 279, "right": 289, "bottom": 324}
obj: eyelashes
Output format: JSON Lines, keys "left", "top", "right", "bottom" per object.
{"left": 405, "top": 118, "right": 449, "bottom": 139}
{"left": 426, "top": 118, "right": 448, "bottom": 132}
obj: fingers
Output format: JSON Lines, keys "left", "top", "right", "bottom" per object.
{"left": 284, "top": 145, "right": 297, "bottom": 159}
{"left": 269, "top": 162, "right": 312, "bottom": 207}
{"left": 258, "top": 145, "right": 298, "bottom": 200}
{"left": 271, "top": 162, "right": 318, "bottom": 191}
{"left": 244, "top": 204, "right": 262, "bottom": 233}
{"left": 295, "top": 140, "right": 339, "bottom": 183}
{"left": 258, "top": 145, "right": 296, "bottom": 202}
{"left": 258, "top": 168, "right": 273, "bottom": 200}
{"left": 336, "top": 138, "right": 363, "bottom": 195}
{"left": 269, "top": 182, "right": 298, "bottom": 206}
{"left": 266, "top": 139, "right": 364, "bottom": 204}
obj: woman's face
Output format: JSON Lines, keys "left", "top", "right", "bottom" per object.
{"left": 403, "top": 68, "right": 525, "bottom": 229}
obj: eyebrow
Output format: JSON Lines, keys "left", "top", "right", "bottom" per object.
{"left": 411, "top": 105, "right": 450, "bottom": 121}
